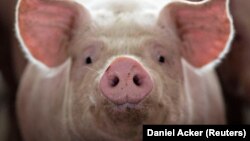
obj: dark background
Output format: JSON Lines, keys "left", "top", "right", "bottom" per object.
{"left": 0, "top": 0, "right": 250, "bottom": 141}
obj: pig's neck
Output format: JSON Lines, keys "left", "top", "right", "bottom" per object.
{"left": 181, "top": 59, "right": 225, "bottom": 124}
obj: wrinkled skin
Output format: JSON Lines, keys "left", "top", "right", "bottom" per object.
{"left": 16, "top": 0, "right": 232, "bottom": 140}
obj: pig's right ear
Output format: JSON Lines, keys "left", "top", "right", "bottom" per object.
{"left": 16, "top": 0, "right": 88, "bottom": 68}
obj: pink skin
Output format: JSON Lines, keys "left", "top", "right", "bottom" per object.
{"left": 16, "top": 0, "right": 232, "bottom": 141}
{"left": 100, "top": 57, "right": 153, "bottom": 105}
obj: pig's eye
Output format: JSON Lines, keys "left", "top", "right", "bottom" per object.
{"left": 158, "top": 55, "right": 165, "bottom": 63}
{"left": 85, "top": 56, "right": 92, "bottom": 64}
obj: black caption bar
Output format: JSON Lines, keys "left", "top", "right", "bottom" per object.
{"left": 143, "top": 125, "right": 250, "bottom": 141}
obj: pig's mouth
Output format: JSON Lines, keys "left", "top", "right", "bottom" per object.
{"left": 105, "top": 98, "right": 147, "bottom": 111}
{"left": 90, "top": 95, "right": 165, "bottom": 139}
{"left": 111, "top": 102, "right": 145, "bottom": 112}
{"left": 90, "top": 100, "right": 147, "bottom": 140}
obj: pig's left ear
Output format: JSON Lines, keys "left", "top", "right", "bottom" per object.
{"left": 159, "top": 0, "right": 233, "bottom": 68}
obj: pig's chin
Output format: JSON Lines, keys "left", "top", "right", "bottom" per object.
{"left": 90, "top": 99, "right": 150, "bottom": 139}
{"left": 87, "top": 93, "right": 170, "bottom": 139}
{"left": 103, "top": 100, "right": 149, "bottom": 125}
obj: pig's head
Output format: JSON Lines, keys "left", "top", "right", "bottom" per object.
{"left": 16, "top": 0, "right": 233, "bottom": 140}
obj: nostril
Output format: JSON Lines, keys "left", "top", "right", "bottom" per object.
{"left": 109, "top": 75, "right": 119, "bottom": 87}
{"left": 133, "top": 75, "right": 142, "bottom": 86}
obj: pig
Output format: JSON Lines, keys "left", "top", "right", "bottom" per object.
{"left": 15, "top": 0, "right": 234, "bottom": 140}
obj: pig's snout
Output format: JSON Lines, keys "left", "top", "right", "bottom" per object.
{"left": 100, "top": 57, "right": 153, "bottom": 105}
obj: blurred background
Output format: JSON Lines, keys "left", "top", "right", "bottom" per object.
{"left": 0, "top": 0, "right": 250, "bottom": 141}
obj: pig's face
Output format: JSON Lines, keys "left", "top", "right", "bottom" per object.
{"left": 68, "top": 21, "right": 185, "bottom": 136}
{"left": 16, "top": 0, "right": 232, "bottom": 140}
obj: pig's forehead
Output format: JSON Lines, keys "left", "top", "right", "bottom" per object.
{"left": 75, "top": 0, "right": 172, "bottom": 12}
{"left": 72, "top": 0, "right": 178, "bottom": 50}
{"left": 75, "top": 0, "right": 172, "bottom": 26}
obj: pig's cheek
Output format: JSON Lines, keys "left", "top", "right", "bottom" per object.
{"left": 148, "top": 69, "right": 184, "bottom": 123}
{"left": 70, "top": 61, "right": 87, "bottom": 84}
{"left": 67, "top": 79, "right": 101, "bottom": 133}
{"left": 68, "top": 63, "right": 105, "bottom": 118}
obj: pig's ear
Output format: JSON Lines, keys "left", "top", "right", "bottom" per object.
{"left": 16, "top": 0, "right": 87, "bottom": 68}
{"left": 159, "top": 0, "right": 233, "bottom": 68}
